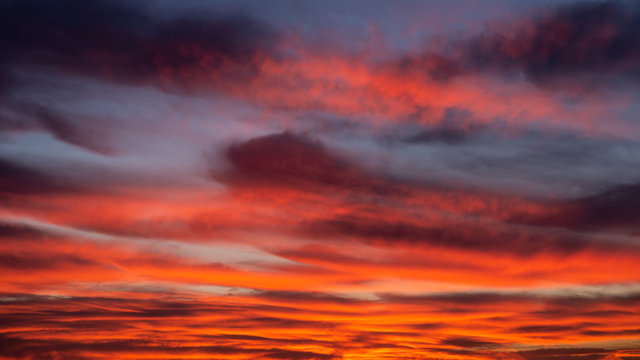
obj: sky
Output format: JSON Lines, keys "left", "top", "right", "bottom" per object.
{"left": 1, "top": 0, "right": 640, "bottom": 359}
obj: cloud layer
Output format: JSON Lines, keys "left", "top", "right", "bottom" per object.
{"left": 2, "top": 0, "right": 640, "bottom": 359}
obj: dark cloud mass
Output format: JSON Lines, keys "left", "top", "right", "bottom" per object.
{"left": 0, "top": 0, "right": 275, "bottom": 87}
{"left": 513, "top": 182, "right": 640, "bottom": 232}
{"left": 439, "top": 336, "right": 502, "bottom": 349}
{"left": 224, "top": 132, "right": 349, "bottom": 186}
{"left": 300, "top": 214, "right": 600, "bottom": 256}
{"left": 406, "top": 0, "right": 640, "bottom": 88}
{"left": 0, "top": 158, "right": 78, "bottom": 197}
{"left": 221, "top": 132, "right": 397, "bottom": 195}
{"left": 466, "top": 0, "right": 640, "bottom": 85}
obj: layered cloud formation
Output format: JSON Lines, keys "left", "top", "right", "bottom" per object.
{"left": 2, "top": 0, "right": 640, "bottom": 359}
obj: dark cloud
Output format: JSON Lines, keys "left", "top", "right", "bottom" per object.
{"left": 512, "top": 182, "right": 640, "bottom": 232}
{"left": 219, "top": 134, "right": 640, "bottom": 256}
{"left": 0, "top": 253, "right": 95, "bottom": 270}
{"left": 403, "top": 1, "right": 640, "bottom": 89}
{"left": 465, "top": 0, "right": 640, "bottom": 86}
{"left": 439, "top": 336, "right": 502, "bottom": 349}
{"left": 233, "top": 316, "right": 337, "bottom": 330}
{"left": 0, "top": 0, "right": 276, "bottom": 155}
{"left": 0, "top": 0, "right": 276, "bottom": 88}
{"left": 581, "top": 328, "right": 640, "bottom": 337}
{"left": 424, "top": 346, "right": 482, "bottom": 356}
{"left": 405, "top": 126, "right": 471, "bottom": 145}
{"left": 0, "top": 158, "right": 86, "bottom": 199}
{"left": 406, "top": 107, "right": 484, "bottom": 145}
{"left": 223, "top": 132, "right": 348, "bottom": 185}
{"left": 0, "top": 295, "right": 339, "bottom": 359}
{"left": 379, "top": 289, "right": 640, "bottom": 312}
{"left": 255, "top": 290, "right": 361, "bottom": 305}
{"left": 0, "top": 334, "right": 337, "bottom": 360}
{"left": 0, "top": 222, "right": 51, "bottom": 240}
{"left": 263, "top": 349, "right": 335, "bottom": 360}
{"left": 516, "top": 347, "right": 612, "bottom": 360}
{"left": 513, "top": 324, "right": 585, "bottom": 333}
{"left": 220, "top": 132, "right": 397, "bottom": 195}
{"left": 300, "top": 214, "right": 594, "bottom": 256}
{"left": 17, "top": 104, "right": 116, "bottom": 154}
{"left": 568, "top": 182, "right": 640, "bottom": 230}
{"left": 379, "top": 107, "right": 485, "bottom": 146}
{"left": 0, "top": 68, "right": 15, "bottom": 96}
{"left": 379, "top": 291, "right": 530, "bottom": 306}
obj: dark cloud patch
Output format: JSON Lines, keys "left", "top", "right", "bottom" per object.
{"left": 379, "top": 107, "right": 484, "bottom": 146}
{"left": 223, "top": 132, "right": 348, "bottom": 186}
{"left": 548, "top": 290, "right": 640, "bottom": 308}
{"left": 0, "top": 313, "right": 132, "bottom": 332}
{"left": 0, "top": 222, "right": 50, "bottom": 240}
{"left": 516, "top": 347, "right": 612, "bottom": 360}
{"left": 379, "top": 289, "right": 640, "bottom": 314}
{"left": 399, "top": 53, "right": 462, "bottom": 82}
{"left": 513, "top": 182, "right": 640, "bottom": 232}
{"left": 300, "top": 214, "right": 594, "bottom": 256}
{"left": 410, "top": 322, "right": 445, "bottom": 331}
{"left": 220, "top": 132, "right": 396, "bottom": 195}
{"left": 0, "top": 253, "right": 95, "bottom": 270}
{"left": 513, "top": 324, "right": 585, "bottom": 333}
{"left": 0, "top": 157, "right": 87, "bottom": 199}
{"left": 569, "top": 182, "right": 640, "bottom": 230}
{"left": 263, "top": 349, "right": 335, "bottom": 360}
{"left": 403, "top": 1, "right": 640, "bottom": 89}
{"left": 582, "top": 328, "right": 640, "bottom": 337}
{"left": 0, "top": 0, "right": 276, "bottom": 89}
{"left": 424, "top": 346, "right": 482, "bottom": 356}
{"left": 0, "top": 68, "right": 16, "bottom": 96}
{"left": 439, "top": 336, "right": 502, "bottom": 349}
{"left": 0, "top": 0, "right": 278, "bottom": 155}
{"left": 0, "top": 295, "right": 340, "bottom": 359}
{"left": 14, "top": 104, "right": 116, "bottom": 154}
{"left": 580, "top": 310, "right": 638, "bottom": 317}
{"left": 255, "top": 290, "right": 361, "bottom": 305}
{"left": 405, "top": 126, "right": 471, "bottom": 145}
{"left": 0, "top": 333, "right": 335, "bottom": 360}
{"left": 465, "top": 0, "right": 640, "bottom": 87}
{"left": 233, "top": 316, "right": 337, "bottom": 330}
{"left": 379, "top": 291, "right": 531, "bottom": 306}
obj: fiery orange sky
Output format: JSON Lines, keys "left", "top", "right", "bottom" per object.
{"left": 2, "top": 0, "right": 640, "bottom": 359}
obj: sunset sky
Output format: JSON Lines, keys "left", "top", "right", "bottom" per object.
{"left": 2, "top": 0, "right": 640, "bottom": 359}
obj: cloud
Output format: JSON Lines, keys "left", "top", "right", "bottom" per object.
{"left": 299, "top": 213, "right": 597, "bottom": 256}
{"left": 219, "top": 132, "right": 396, "bottom": 195}
{"left": 404, "top": 126, "right": 473, "bottom": 145}
{"left": 0, "top": 158, "right": 87, "bottom": 199}
{"left": 463, "top": 0, "right": 640, "bottom": 87}
{"left": 516, "top": 347, "right": 612, "bottom": 360}
{"left": 512, "top": 182, "right": 640, "bottom": 232}
{"left": 23, "top": 104, "right": 115, "bottom": 154}
{"left": 255, "top": 290, "right": 361, "bottom": 305}
{"left": 223, "top": 132, "right": 349, "bottom": 186}
{"left": 0, "top": 0, "right": 276, "bottom": 88}
{"left": 0, "top": 253, "right": 95, "bottom": 270}
{"left": 401, "top": 0, "right": 640, "bottom": 90}
{"left": 439, "top": 336, "right": 503, "bottom": 349}
{"left": 0, "top": 222, "right": 51, "bottom": 240}
{"left": 1, "top": 1, "right": 640, "bottom": 359}
{"left": 566, "top": 182, "right": 640, "bottom": 230}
